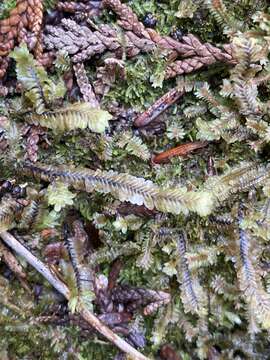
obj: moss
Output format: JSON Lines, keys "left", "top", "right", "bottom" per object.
{"left": 0, "top": 0, "right": 16, "bottom": 20}
{"left": 1, "top": 0, "right": 270, "bottom": 359}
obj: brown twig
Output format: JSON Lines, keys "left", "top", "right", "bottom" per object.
{"left": 152, "top": 141, "right": 209, "bottom": 164}
{"left": 0, "top": 231, "right": 150, "bottom": 360}
{"left": 116, "top": 202, "right": 159, "bottom": 218}
{"left": 134, "top": 87, "right": 185, "bottom": 128}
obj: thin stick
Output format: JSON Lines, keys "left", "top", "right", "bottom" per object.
{"left": 134, "top": 87, "right": 184, "bottom": 127}
{"left": 0, "top": 231, "right": 69, "bottom": 297}
{"left": 0, "top": 231, "right": 149, "bottom": 360}
{"left": 152, "top": 141, "right": 208, "bottom": 164}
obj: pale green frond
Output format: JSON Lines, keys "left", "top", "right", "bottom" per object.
{"left": 24, "top": 163, "right": 216, "bottom": 216}
{"left": 234, "top": 80, "right": 261, "bottom": 118}
{"left": 186, "top": 245, "right": 220, "bottom": 270}
{"left": 176, "top": 233, "right": 207, "bottom": 316}
{"left": 183, "top": 104, "right": 207, "bottom": 118}
{"left": 47, "top": 181, "right": 76, "bottom": 212}
{"left": 27, "top": 103, "right": 111, "bottom": 133}
{"left": 136, "top": 230, "right": 156, "bottom": 270}
{"left": 205, "top": 0, "right": 241, "bottom": 31}
{"left": 196, "top": 113, "right": 240, "bottom": 142}
{"left": 10, "top": 44, "right": 66, "bottom": 114}
{"left": 204, "top": 162, "right": 270, "bottom": 203}
{"left": 237, "top": 209, "right": 270, "bottom": 330}
{"left": 118, "top": 131, "right": 150, "bottom": 161}
{"left": 175, "top": 0, "right": 198, "bottom": 19}
{"left": 166, "top": 122, "right": 186, "bottom": 141}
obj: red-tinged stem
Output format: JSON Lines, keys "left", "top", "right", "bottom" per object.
{"left": 152, "top": 141, "right": 208, "bottom": 164}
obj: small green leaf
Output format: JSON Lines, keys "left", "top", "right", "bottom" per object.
{"left": 68, "top": 296, "right": 78, "bottom": 314}
{"left": 224, "top": 311, "right": 242, "bottom": 325}
{"left": 10, "top": 43, "right": 66, "bottom": 113}
{"left": 88, "top": 108, "right": 112, "bottom": 133}
{"left": 163, "top": 261, "right": 177, "bottom": 276}
{"left": 113, "top": 216, "right": 128, "bottom": 234}
{"left": 47, "top": 182, "right": 76, "bottom": 212}
{"left": 80, "top": 290, "right": 95, "bottom": 312}
{"left": 36, "top": 209, "right": 60, "bottom": 229}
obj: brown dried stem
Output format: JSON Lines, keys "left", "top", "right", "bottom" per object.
{"left": 0, "top": 231, "right": 150, "bottom": 360}
{"left": 152, "top": 141, "right": 209, "bottom": 164}
{"left": 57, "top": 1, "right": 103, "bottom": 15}
{"left": 73, "top": 62, "right": 99, "bottom": 107}
{"left": 44, "top": 14, "right": 235, "bottom": 79}
{"left": 103, "top": 0, "right": 236, "bottom": 77}
{"left": 134, "top": 87, "right": 185, "bottom": 128}
{"left": 44, "top": 19, "right": 155, "bottom": 63}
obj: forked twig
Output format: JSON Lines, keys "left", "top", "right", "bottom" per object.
{"left": 0, "top": 231, "right": 149, "bottom": 360}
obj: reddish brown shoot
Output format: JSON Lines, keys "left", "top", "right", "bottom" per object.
{"left": 152, "top": 141, "right": 208, "bottom": 164}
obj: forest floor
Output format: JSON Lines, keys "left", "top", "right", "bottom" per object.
{"left": 0, "top": 0, "right": 270, "bottom": 359}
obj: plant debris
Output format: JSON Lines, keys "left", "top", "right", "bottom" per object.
{"left": 1, "top": 0, "right": 270, "bottom": 359}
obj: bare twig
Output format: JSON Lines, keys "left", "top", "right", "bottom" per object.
{"left": 152, "top": 141, "right": 208, "bottom": 164}
{"left": 0, "top": 231, "right": 69, "bottom": 297}
{"left": 0, "top": 231, "right": 150, "bottom": 360}
{"left": 134, "top": 87, "right": 185, "bottom": 128}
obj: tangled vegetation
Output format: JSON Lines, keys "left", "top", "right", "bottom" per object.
{"left": 1, "top": 0, "right": 270, "bottom": 359}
